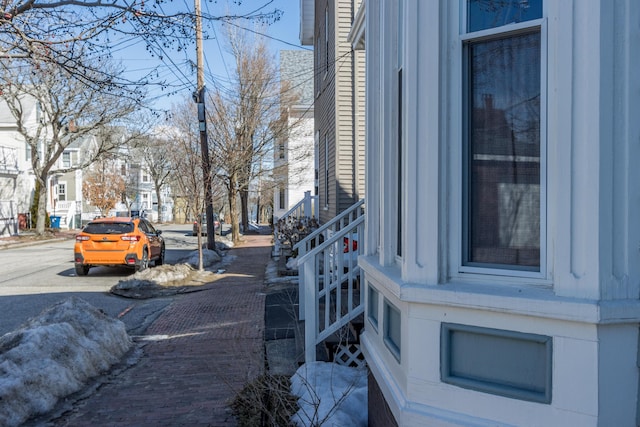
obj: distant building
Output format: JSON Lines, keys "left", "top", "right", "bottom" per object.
{"left": 301, "top": 0, "right": 365, "bottom": 224}
{"left": 0, "top": 97, "right": 35, "bottom": 235}
{"left": 273, "top": 50, "right": 315, "bottom": 219}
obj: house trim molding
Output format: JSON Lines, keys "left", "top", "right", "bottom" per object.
{"left": 360, "top": 254, "right": 640, "bottom": 326}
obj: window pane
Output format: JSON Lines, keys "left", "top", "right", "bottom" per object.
{"left": 84, "top": 222, "right": 134, "bottom": 234}
{"left": 466, "top": 32, "right": 541, "bottom": 269}
{"left": 468, "top": 0, "right": 542, "bottom": 32}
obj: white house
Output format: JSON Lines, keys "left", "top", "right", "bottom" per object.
{"left": 49, "top": 136, "right": 98, "bottom": 229}
{"left": 0, "top": 96, "right": 40, "bottom": 235}
{"left": 355, "top": 0, "right": 640, "bottom": 426}
{"left": 273, "top": 50, "right": 315, "bottom": 219}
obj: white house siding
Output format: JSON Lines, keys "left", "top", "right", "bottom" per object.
{"left": 361, "top": 1, "right": 640, "bottom": 426}
{"left": 0, "top": 99, "right": 37, "bottom": 235}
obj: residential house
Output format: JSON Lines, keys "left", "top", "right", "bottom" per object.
{"left": 353, "top": 1, "right": 640, "bottom": 426}
{"left": 48, "top": 140, "right": 87, "bottom": 229}
{"left": 300, "top": 0, "right": 365, "bottom": 225}
{"left": 273, "top": 50, "right": 315, "bottom": 220}
{"left": 0, "top": 97, "right": 35, "bottom": 235}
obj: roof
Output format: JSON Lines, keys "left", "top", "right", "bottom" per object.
{"left": 0, "top": 95, "right": 38, "bottom": 126}
{"left": 280, "top": 50, "right": 314, "bottom": 106}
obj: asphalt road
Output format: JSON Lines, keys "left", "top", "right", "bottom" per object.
{"left": 0, "top": 223, "right": 207, "bottom": 337}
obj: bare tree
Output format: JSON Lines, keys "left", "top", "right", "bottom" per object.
{"left": 208, "top": 27, "right": 301, "bottom": 243}
{"left": 164, "top": 99, "right": 219, "bottom": 269}
{"left": 0, "top": 47, "right": 141, "bottom": 234}
{"left": 82, "top": 156, "right": 126, "bottom": 217}
{"left": 0, "top": 1, "right": 283, "bottom": 102}
{"left": 137, "top": 133, "right": 173, "bottom": 223}
{"left": 166, "top": 101, "right": 205, "bottom": 220}
{"left": 121, "top": 161, "right": 142, "bottom": 217}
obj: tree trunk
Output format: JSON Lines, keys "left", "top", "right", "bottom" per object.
{"left": 228, "top": 175, "right": 240, "bottom": 244}
{"left": 256, "top": 196, "right": 260, "bottom": 225}
{"left": 155, "top": 183, "right": 163, "bottom": 223}
{"left": 36, "top": 176, "right": 48, "bottom": 235}
{"left": 240, "top": 188, "right": 249, "bottom": 232}
{"left": 228, "top": 190, "right": 240, "bottom": 244}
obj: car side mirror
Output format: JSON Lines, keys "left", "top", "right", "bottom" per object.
{"left": 157, "top": 230, "right": 162, "bottom": 235}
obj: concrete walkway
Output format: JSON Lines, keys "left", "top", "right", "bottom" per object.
{"left": 53, "top": 232, "right": 273, "bottom": 427}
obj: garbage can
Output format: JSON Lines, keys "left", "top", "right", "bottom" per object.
{"left": 50, "top": 215, "right": 61, "bottom": 229}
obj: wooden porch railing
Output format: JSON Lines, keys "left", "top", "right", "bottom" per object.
{"left": 296, "top": 199, "right": 365, "bottom": 364}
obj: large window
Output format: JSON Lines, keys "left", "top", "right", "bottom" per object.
{"left": 462, "top": 0, "right": 544, "bottom": 272}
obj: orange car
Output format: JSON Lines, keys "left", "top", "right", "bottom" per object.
{"left": 74, "top": 217, "right": 165, "bottom": 276}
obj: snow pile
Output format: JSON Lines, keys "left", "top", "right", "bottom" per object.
{"left": 290, "top": 362, "right": 367, "bottom": 427}
{"left": 114, "top": 264, "right": 195, "bottom": 291}
{"left": 0, "top": 297, "right": 132, "bottom": 427}
{"left": 184, "top": 248, "right": 221, "bottom": 268}
{"left": 286, "top": 256, "right": 298, "bottom": 270}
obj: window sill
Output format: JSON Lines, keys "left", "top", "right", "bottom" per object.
{"left": 359, "top": 255, "right": 640, "bottom": 325}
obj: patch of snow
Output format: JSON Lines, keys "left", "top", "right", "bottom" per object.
{"left": 290, "top": 361, "right": 367, "bottom": 427}
{"left": 286, "top": 257, "right": 298, "bottom": 270}
{"left": 114, "top": 264, "right": 195, "bottom": 291}
{"left": 0, "top": 297, "right": 131, "bottom": 427}
{"left": 184, "top": 248, "right": 221, "bottom": 268}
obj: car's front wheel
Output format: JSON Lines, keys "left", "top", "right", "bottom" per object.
{"left": 75, "top": 264, "right": 90, "bottom": 276}
{"left": 136, "top": 249, "right": 149, "bottom": 272}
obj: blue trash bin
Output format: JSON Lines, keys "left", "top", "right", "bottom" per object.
{"left": 50, "top": 215, "right": 61, "bottom": 229}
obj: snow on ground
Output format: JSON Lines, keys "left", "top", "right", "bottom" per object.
{"left": 112, "top": 248, "right": 235, "bottom": 298}
{"left": 290, "top": 361, "right": 367, "bottom": 427}
{"left": 183, "top": 248, "right": 222, "bottom": 268}
{"left": 115, "top": 263, "right": 196, "bottom": 290}
{"left": 0, "top": 297, "right": 131, "bottom": 427}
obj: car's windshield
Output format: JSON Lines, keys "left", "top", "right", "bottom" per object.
{"left": 83, "top": 222, "right": 134, "bottom": 234}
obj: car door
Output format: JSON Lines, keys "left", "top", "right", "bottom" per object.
{"left": 140, "top": 219, "right": 161, "bottom": 259}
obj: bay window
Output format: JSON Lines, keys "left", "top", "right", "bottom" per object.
{"left": 461, "top": 0, "right": 545, "bottom": 274}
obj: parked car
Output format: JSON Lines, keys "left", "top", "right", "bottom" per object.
{"left": 192, "top": 213, "right": 221, "bottom": 236}
{"left": 74, "top": 217, "right": 165, "bottom": 276}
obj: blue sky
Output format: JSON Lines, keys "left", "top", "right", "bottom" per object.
{"left": 116, "top": 0, "right": 308, "bottom": 112}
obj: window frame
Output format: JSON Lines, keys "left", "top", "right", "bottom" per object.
{"left": 454, "top": 9, "right": 549, "bottom": 281}
{"left": 279, "top": 187, "right": 286, "bottom": 210}
{"left": 62, "top": 151, "right": 71, "bottom": 168}
{"left": 57, "top": 182, "right": 67, "bottom": 202}
{"left": 324, "top": 5, "right": 329, "bottom": 79}
{"left": 395, "top": 0, "right": 404, "bottom": 260}
{"left": 324, "top": 134, "right": 329, "bottom": 209}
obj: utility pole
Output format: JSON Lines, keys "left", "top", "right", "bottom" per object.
{"left": 194, "top": 0, "right": 215, "bottom": 250}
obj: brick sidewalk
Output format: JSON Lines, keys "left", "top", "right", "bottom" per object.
{"left": 55, "top": 233, "right": 272, "bottom": 427}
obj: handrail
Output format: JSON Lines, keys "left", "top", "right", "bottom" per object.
{"left": 293, "top": 198, "right": 364, "bottom": 257}
{"left": 297, "top": 216, "right": 362, "bottom": 264}
{"left": 297, "top": 201, "right": 365, "bottom": 364}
